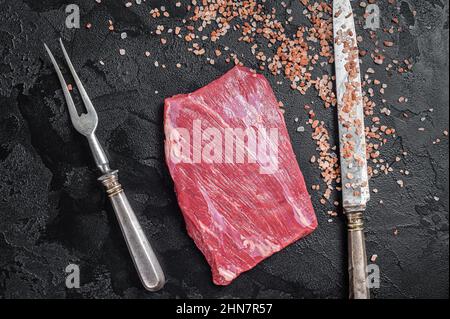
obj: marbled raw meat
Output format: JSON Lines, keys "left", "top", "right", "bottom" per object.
{"left": 164, "top": 66, "right": 317, "bottom": 285}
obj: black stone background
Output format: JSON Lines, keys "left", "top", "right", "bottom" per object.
{"left": 0, "top": 0, "right": 448, "bottom": 299}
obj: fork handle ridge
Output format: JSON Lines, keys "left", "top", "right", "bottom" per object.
{"left": 99, "top": 170, "right": 166, "bottom": 292}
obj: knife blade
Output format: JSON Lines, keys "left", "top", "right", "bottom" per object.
{"left": 333, "top": 0, "right": 371, "bottom": 299}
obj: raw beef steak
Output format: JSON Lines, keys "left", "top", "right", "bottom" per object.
{"left": 164, "top": 66, "right": 317, "bottom": 285}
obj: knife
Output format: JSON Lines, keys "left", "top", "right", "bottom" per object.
{"left": 333, "top": 0, "right": 371, "bottom": 299}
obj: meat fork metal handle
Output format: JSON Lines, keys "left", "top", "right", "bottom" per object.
{"left": 100, "top": 171, "right": 166, "bottom": 292}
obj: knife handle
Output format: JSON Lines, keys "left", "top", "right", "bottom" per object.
{"left": 347, "top": 212, "right": 370, "bottom": 299}
{"left": 99, "top": 171, "right": 165, "bottom": 292}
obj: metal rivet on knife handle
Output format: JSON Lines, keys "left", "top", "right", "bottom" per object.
{"left": 347, "top": 212, "right": 364, "bottom": 231}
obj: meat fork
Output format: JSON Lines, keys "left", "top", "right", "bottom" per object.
{"left": 44, "top": 39, "right": 165, "bottom": 292}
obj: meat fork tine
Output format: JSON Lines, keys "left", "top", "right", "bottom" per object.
{"left": 58, "top": 38, "right": 98, "bottom": 119}
{"left": 43, "top": 43, "right": 84, "bottom": 133}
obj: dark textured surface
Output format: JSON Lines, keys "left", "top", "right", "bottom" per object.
{"left": 0, "top": 0, "right": 448, "bottom": 299}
